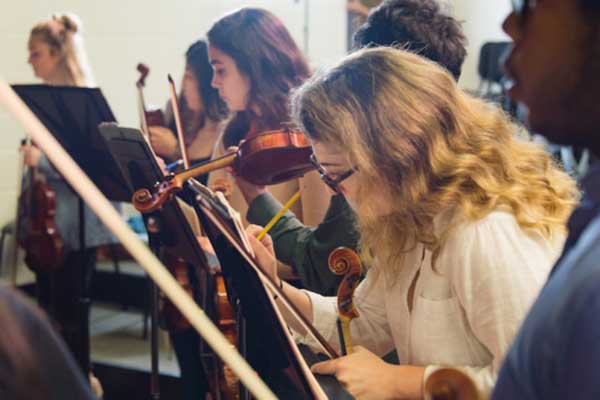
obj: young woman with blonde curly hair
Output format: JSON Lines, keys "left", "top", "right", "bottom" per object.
{"left": 246, "top": 47, "right": 578, "bottom": 399}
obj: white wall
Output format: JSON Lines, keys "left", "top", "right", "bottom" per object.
{"left": 0, "top": 0, "right": 511, "bottom": 229}
{"left": 450, "top": 0, "right": 512, "bottom": 90}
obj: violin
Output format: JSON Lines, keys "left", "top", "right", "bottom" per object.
{"left": 19, "top": 140, "right": 64, "bottom": 272}
{"left": 211, "top": 271, "right": 239, "bottom": 400}
{"left": 132, "top": 127, "right": 315, "bottom": 213}
{"left": 423, "top": 368, "right": 482, "bottom": 400}
{"left": 328, "top": 247, "right": 362, "bottom": 355}
{"left": 158, "top": 255, "right": 196, "bottom": 331}
{"left": 136, "top": 63, "right": 165, "bottom": 130}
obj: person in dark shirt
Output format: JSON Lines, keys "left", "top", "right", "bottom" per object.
{"left": 0, "top": 286, "right": 96, "bottom": 400}
{"left": 243, "top": 0, "right": 468, "bottom": 295}
{"left": 492, "top": 1, "right": 600, "bottom": 399}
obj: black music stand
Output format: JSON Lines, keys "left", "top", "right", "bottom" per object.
{"left": 186, "top": 182, "right": 352, "bottom": 400}
{"left": 99, "top": 124, "right": 212, "bottom": 399}
{"left": 12, "top": 85, "right": 131, "bottom": 201}
{"left": 12, "top": 84, "right": 127, "bottom": 380}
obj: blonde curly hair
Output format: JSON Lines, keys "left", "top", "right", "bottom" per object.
{"left": 291, "top": 47, "right": 578, "bottom": 273}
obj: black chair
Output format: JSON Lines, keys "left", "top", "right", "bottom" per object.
{"left": 477, "top": 41, "right": 516, "bottom": 115}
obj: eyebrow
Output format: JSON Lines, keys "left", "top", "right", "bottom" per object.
{"left": 210, "top": 60, "right": 223, "bottom": 66}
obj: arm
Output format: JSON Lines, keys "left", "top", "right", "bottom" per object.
{"left": 148, "top": 125, "right": 178, "bottom": 160}
{"left": 560, "top": 287, "right": 600, "bottom": 399}
{"left": 302, "top": 268, "right": 395, "bottom": 356}
{"left": 246, "top": 228, "right": 393, "bottom": 355}
{"left": 247, "top": 192, "right": 359, "bottom": 295}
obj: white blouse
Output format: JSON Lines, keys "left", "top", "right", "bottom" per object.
{"left": 300, "top": 210, "right": 564, "bottom": 396}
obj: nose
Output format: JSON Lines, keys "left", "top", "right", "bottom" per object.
{"left": 211, "top": 74, "right": 219, "bottom": 89}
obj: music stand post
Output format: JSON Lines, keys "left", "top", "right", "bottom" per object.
{"left": 145, "top": 215, "right": 163, "bottom": 400}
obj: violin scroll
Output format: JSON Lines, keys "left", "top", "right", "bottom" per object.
{"left": 329, "top": 247, "right": 362, "bottom": 355}
{"left": 132, "top": 175, "right": 183, "bottom": 213}
{"left": 136, "top": 63, "right": 150, "bottom": 88}
{"left": 328, "top": 247, "right": 362, "bottom": 319}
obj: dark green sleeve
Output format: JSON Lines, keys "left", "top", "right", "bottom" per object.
{"left": 247, "top": 192, "right": 359, "bottom": 296}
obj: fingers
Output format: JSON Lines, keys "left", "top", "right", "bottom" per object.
{"left": 246, "top": 224, "right": 262, "bottom": 237}
{"left": 246, "top": 233, "right": 277, "bottom": 279}
{"left": 197, "top": 236, "right": 215, "bottom": 254}
{"left": 246, "top": 224, "right": 273, "bottom": 250}
{"left": 311, "top": 359, "right": 339, "bottom": 375}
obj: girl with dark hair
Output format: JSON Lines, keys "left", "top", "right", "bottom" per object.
{"left": 146, "top": 39, "right": 227, "bottom": 400}
{"left": 148, "top": 39, "right": 227, "bottom": 178}
{"left": 206, "top": 7, "right": 330, "bottom": 228}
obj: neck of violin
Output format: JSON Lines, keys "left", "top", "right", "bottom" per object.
{"left": 178, "top": 152, "right": 237, "bottom": 182}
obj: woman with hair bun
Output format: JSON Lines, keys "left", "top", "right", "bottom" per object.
{"left": 19, "top": 13, "right": 118, "bottom": 397}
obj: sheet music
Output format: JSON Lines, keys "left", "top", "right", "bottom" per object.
{"left": 214, "top": 190, "right": 254, "bottom": 257}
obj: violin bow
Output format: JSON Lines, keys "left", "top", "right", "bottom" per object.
{"left": 168, "top": 74, "right": 190, "bottom": 169}
{"left": 0, "top": 79, "right": 276, "bottom": 400}
{"left": 135, "top": 64, "right": 161, "bottom": 160}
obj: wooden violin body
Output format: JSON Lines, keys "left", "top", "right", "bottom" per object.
{"left": 20, "top": 166, "right": 64, "bottom": 272}
{"left": 211, "top": 272, "right": 239, "bottom": 400}
{"left": 158, "top": 255, "right": 195, "bottom": 331}
{"left": 132, "top": 128, "right": 315, "bottom": 214}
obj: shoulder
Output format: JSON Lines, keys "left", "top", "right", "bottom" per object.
{"left": 439, "top": 210, "right": 561, "bottom": 281}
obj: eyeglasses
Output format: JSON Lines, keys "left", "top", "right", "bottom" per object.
{"left": 511, "top": 0, "right": 536, "bottom": 20}
{"left": 309, "top": 153, "right": 356, "bottom": 194}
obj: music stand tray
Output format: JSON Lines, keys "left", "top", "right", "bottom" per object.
{"left": 12, "top": 84, "right": 131, "bottom": 202}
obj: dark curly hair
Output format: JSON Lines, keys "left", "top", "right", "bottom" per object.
{"left": 353, "top": 0, "right": 467, "bottom": 81}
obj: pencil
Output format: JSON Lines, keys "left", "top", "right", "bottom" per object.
{"left": 257, "top": 190, "right": 302, "bottom": 240}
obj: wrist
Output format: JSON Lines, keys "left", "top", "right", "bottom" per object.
{"left": 393, "top": 365, "right": 425, "bottom": 399}
{"left": 273, "top": 277, "right": 284, "bottom": 300}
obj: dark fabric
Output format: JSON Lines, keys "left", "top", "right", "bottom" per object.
{"left": 170, "top": 327, "right": 210, "bottom": 400}
{"left": 0, "top": 287, "right": 95, "bottom": 400}
{"left": 492, "top": 164, "right": 600, "bottom": 400}
{"left": 246, "top": 192, "right": 360, "bottom": 295}
{"left": 34, "top": 248, "right": 96, "bottom": 373}
{"left": 550, "top": 163, "right": 600, "bottom": 276}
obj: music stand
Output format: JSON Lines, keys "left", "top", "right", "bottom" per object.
{"left": 12, "top": 84, "right": 129, "bottom": 379}
{"left": 186, "top": 181, "right": 352, "bottom": 400}
{"left": 99, "top": 124, "right": 212, "bottom": 399}
{"left": 11, "top": 85, "right": 131, "bottom": 202}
